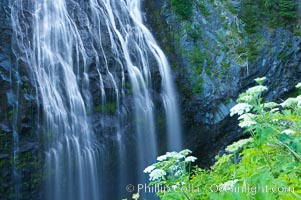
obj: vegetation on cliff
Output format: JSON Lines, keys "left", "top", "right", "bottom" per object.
{"left": 163, "top": 0, "right": 300, "bottom": 95}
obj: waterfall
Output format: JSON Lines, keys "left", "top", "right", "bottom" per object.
{"left": 12, "top": 0, "right": 101, "bottom": 199}
{"left": 11, "top": 0, "right": 182, "bottom": 199}
{"left": 128, "top": 0, "right": 182, "bottom": 150}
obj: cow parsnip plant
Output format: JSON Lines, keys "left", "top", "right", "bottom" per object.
{"left": 143, "top": 78, "right": 301, "bottom": 200}
{"left": 143, "top": 149, "right": 197, "bottom": 199}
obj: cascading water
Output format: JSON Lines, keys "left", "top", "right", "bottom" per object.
{"left": 128, "top": 0, "right": 182, "bottom": 151}
{"left": 11, "top": 0, "right": 182, "bottom": 199}
{"left": 12, "top": 0, "right": 101, "bottom": 200}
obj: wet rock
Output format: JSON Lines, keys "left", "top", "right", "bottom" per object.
{"left": 18, "top": 142, "right": 38, "bottom": 153}
{"left": 143, "top": 0, "right": 301, "bottom": 166}
{"left": 0, "top": 154, "right": 9, "bottom": 159}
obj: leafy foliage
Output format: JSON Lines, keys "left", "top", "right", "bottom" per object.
{"left": 143, "top": 78, "right": 301, "bottom": 199}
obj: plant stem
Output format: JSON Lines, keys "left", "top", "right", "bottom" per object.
{"left": 260, "top": 148, "right": 273, "bottom": 171}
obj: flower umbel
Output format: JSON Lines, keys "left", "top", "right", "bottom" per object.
{"left": 185, "top": 156, "right": 197, "bottom": 162}
{"left": 239, "top": 120, "right": 257, "bottom": 128}
{"left": 296, "top": 82, "right": 301, "bottom": 89}
{"left": 219, "top": 179, "right": 239, "bottom": 191}
{"left": 230, "top": 103, "right": 252, "bottom": 116}
{"left": 281, "top": 129, "right": 294, "bottom": 135}
{"left": 132, "top": 193, "right": 140, "bottom": 200}
{"left": 180, "top": 149, "right": 192, "bottom": 156}
{"left": 166, "top": 152, "right": 185, "bottom": 159}
{"left": 157, "top": 155, "right": 168, "bottom": 161}
{"left": 263, "top": 102, "right": 279, "bottom": 109}
{"left": 246, "top": 85, "right": 268, "bottom": 96}
{"left": 226, "top": 138, "right": 254, "bottom": 153}
{"left": 281, "top": 98, "right": 297, "bottom": 108}
{"left": 149, "top": 169, "right": 167, "bottom": 181}
{"left": 144, "top": 165, "right": 155, "bottom": 173}
{"left": 237, "top": 84, "right": 268, "bottom": 103}
{"left": 254, "top": 77, "right": 266, "bottom": 85}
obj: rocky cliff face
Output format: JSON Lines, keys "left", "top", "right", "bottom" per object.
{"left": 0, "top": 0, "right": 166, "bottom": 199}
{"left": 0, "top": 1, "right": 43, "bottom": 199}
{"left": 0, "top": 0, "right": 300, "bottom": 198}
{"left": 143, "top": 0, "right": 301, "bottom": 166}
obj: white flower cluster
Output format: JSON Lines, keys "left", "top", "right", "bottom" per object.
{"left": 280, "top": 96, "right": 301, "bottom": 108}
{"left": 246, "top": 85, "right": 268, "bottom": 96}
{"left": 254, "top": 77, "right": 266, "bottom": 85}
{"left": 296, "top": 82, "right": 301, "bottom": 89}
{"left": 238, "top": 94, "right": 253, "bottom": 103}
{"left": 238, "top": 113, "right": 256, "bottom": 121}
{"left": 270, "top": 108, "right": 279, "bottom": 113}
{"left": 157, "top": 155, "right": 168, "bottom": 161}
{"left": 263, "top": 102, "right": 279, "bottom": 109}
{"left": 149, "top": 169, "right": 167, "bottom": 181}
{"left": 295, "top": 96, "right": 301, "bottom": 107}
{"left": 185, "top": 156, "right": 197, "bottom": 162}
{"left": 132, "top": 193, "right": 140, "bottom": 200}
{"left": 180, "top": 149, "right": 192, "bottom": 156}
{"left": 174, "top": 170, "right": 183, "bottom": 177}
{"left": 230, "top": 103, "right": 252, "bottom": 116}
{"left": 144, "top": 165, "right": 168, "bottom": 181}
{"left": 168, "top": 165, "right": 178, "bottom": 171}
{"left": 157, "top": 151, "right": 184, "bottom": 161}
{"left": 143, "top": 165, "right": 155, "bottom": 173}
{"left": 238, "top": 85, "right": 268, "bottom": 103}
{"left": 226, "top": 138, "right": 254, "bottom": 153}
{"left": 219, "top": 179, "right": 239, "bottom": 191}
{"left": 237, "top": 110, "right": 257, "bottom": 128}
{"left": 145, "top": 149, "right": 196, "bottom": 181}
{"left": 280, "top": 98, "right": 298, "bottom": 108}
{"left": 281, "top": 129, "right": 294, "bottom": 136}
{"left": 238, "top": 119, "right": 257, "bottom": 128}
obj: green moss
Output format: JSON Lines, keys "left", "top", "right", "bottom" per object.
{"left": 247, "top": 41, "right": 261, "bottom": 61}
{"left": 8, "top": 110, "right": 14, "bottom": 120}
{"left": 94, "top": 102, "right": 116, "bottom": 114}
{"left": 240, "top": 0, "right": 298, "bottom": 31}
{"left": 189, "top": 47, "right": 207, "bottom": 68}
{"left": 277, "top": 50, "right": 287, "bottom": 61}
{"left": 225, "top": 1, "right": 239, "bottom": 14}
{"left": 198, "top": 1, "right": 211, "bottom": 17}
{"left": 279, "top": 0, "right": 298, "bottom": 22}
{"left": 0, "top": 150, "right": 45, "bottom": 199}
{"left": 0, "top": 159, "right": 7, "bottom": 169}
{"left": 21, "top": 151, "right": 43, "bottom": 199}
{"left": 217, "top": 36, "right": 225, "bottom": 43}
{"left": 236, "top": 44, "right": 247, "bottom": 55}
{"left": 205, "top": 66, "right": 212, "bottom": 75}
{"left": 221, "top": 61, "right": 230, "bottom": 68}
{"left": 188, "top": 27, "right": 202, "bottom": 42}
{"left": 223, "top": 98, "right": 232, "bottom": 105}
{"left": 240, "top": 0, "right": 259, "bottom": 34}
{"left": 173, "top": 33, "right": 181, "bottom": 43}
{"left": 94, "top": 104, "right": 102, "bottom": 112}
{"left": 294, "top": 28, "right": 301, "bottom": 37}
{"left": 192, "top": 78, "right": 203, "bottom": 95}
{"left": 170, "top": 0, "right": 194, "bottom": 20}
